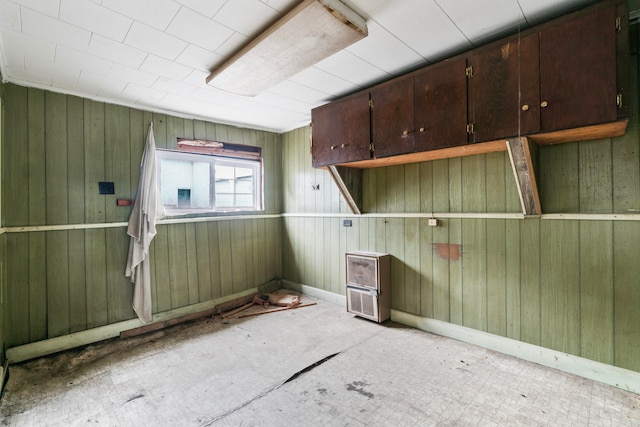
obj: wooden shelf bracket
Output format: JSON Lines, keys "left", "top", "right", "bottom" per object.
{"left": 507, "top": 137, "right": 542, "bottom": 216}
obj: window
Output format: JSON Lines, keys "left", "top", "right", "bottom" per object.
{"left": 156, "top": 148, "right": 263, "bottom": 215}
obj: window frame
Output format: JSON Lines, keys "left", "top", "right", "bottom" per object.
{"left": 156, "top": 148, "right": 264, "bottom": 216}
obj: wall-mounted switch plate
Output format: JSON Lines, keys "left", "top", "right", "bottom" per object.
{"left": 428, "top": 218, "right": 439, "bottom": 227}
{"left": 343, "top": 219, "right": 352, "bottom": 227}
{"left": 99, "top": 182, "right": 115, "bottom": 194}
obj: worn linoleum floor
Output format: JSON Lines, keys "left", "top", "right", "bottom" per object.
{"left": 1, "top": 297, "right": 639, "bottom": 426}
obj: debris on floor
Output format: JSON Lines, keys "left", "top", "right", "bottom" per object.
{"left": 221, "top": 289, "right": 316, "bottom": 319}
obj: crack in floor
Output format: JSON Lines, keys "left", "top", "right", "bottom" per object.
{"left": 199, "top": 352, "right": 341, "bottom": 426}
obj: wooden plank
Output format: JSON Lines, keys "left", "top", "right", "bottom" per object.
{"left": 539, "top": 143, "right": 579, "bottom": 212}
{"left": 152, "top": 114, "right": 168, "bottom": 149}
{"left": 208, "top": 222, "right": 223, "bottom": 299}
{"left": 327, "top": 166, "right": 362, "bottom": 214}
{"left": 506, "top": 137, "right": 541, "bottom": 215}
{"left": 4, "top": 85, "right": 29, "bottom": 227}
{"left": 504, "top": 152, "right": 522, "bottom": 212}
{"left": 218, "top": 221, "right": 233, "bottom": 296}
{"left": 505, "top": 220, "right": 521, "bottom": 340}
{"left": 129, "top": 109, "right": 145, "bottom": 201}
{"left": 578, "top": 138, "right": 613, "bottom": 212}
{"left": 68, "top": 229, "right": 87, "bottom": 333}
{"left": 405, "top": 163, "right": 420, "bottom": 212}
{"left": 245, "top": 219, "right": 256, "bottom": 288}
{"left": 6, "top": 234, "right": 30, "bottom": 346}
{"left": 84, "top": 100, "right": 106, "bottom": 224}
{"left": 386, "top": 165, "right": 405, "bottom": 212}
{"left": 385, "top": 218, "right": 405, "bottom": 311}
{"left": 519, "top": 218, "right": 540, "bottom": 345}
{"left": 168, "top": 223, "right": 189, "bottom": 308}
{"left": 230, "top": 220, "right": 247, "bottom": 294}
{"left": 195, "top": 222, "right": 212, "bottom": 302}
{"left": 540, "top": 220, "right": 580, "bottom": 355}
{"left": 185, "top": 223, "right": 200, "bottom": 304}
{"left": 485, "top": 151, "right": 506, "bottom": 212}
{"left": 252, "top": 219, "right": 263, "bottom": 285}
{"left": 45, "top": 91, "right": 68, "bottom": 224}
{"left": 613, "top": 221, "right": 640, "bottom": 371}
{"left": 579, "top": 221, "right": 613, "bottom": 364}
{"left": 486, "top": 219, "right": 506, "bottom": 336}
{"left": 528, "top": 119, "right": 628, "bottom": 145}
{"left": 153, "top": 225, "right": 172, "bottom": 312}
{"left": 404, "top": 218, "right": 420, "bottom": 315}
{"left": 419, "top": 161, "right": 433, "bottom": 213}
{"left": 330, "top": 217, "right": 341, "bottom": 294}
{"left": 461, "top": 218, "right": 487, "bottom": 331}
{"left": 105, "top": 227, "right": 134, "bottom": 323}
{"left": 46, "top": 230, "right": 69, "bottom": 338}
{"left": 28, "top": 88, "right": 46, "bottom": 226}
{"left": 448, "top": 158, "right": 462, "bottom": 212}
{"left": 448, "top": 218, "right": 463, "bottom": 325}
{"left": 419, "top": 218, "right": 433, "bottom": 318}
{"left": 341, "top": 139, "right": 508, "bottom": 168}
{"left": 85, "top": 229, "right": 108, "bottom": 328}
{"left": 67, "top": 95, "right": 85, "bottom": 225}
{"left": 461, "top": 154, "right": 486, "bottom": 212}
{"left": 104, "top": 104, "right": 131, "bottom": 223}
{"left": 28, "top": 233, "right": 47, "bottom": 342}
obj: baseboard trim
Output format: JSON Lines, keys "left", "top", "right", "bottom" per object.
{"left": 6, "top": 282, "right": 279, "bottom": 364}
{"left": 392, "top": 309, "right": 640, "bottom": 395}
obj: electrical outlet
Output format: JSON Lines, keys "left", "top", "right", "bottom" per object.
{"left": 428, "top": 218, "right": 439, "bottom": 227}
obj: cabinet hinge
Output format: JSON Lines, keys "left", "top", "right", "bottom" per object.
{"left": 465, "top": 66, "right": 473, "bottom": 78}
{"left": 370, "top": 142, "right": 374, "bottom": 151}
{"left": 466, "top": 123, "right": 474, "bottom": 134}
{"left": 369, "top": 99, "right": 373, "bottom": 108}
{"left": 616, "top": 16, "right": 622, "bottom": 32}
{"left": 617, "top": 93, "right": 623, "bottom": 108}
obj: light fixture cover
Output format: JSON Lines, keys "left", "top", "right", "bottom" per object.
{"left": 206, "top": 0, "right": 367, "bottom": 96}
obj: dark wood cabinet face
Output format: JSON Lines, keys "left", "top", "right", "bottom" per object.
{"left": 468, "top": 34, "right": 540, "bottom": 143}
{"left": 414, "top": 57, "right": 468, "bottom": 150}
{"left": 311, "top": 91, "right": 371, "bottom": 167}
{"left": 371, "top": 78, "right": 415, "bottom": 158}
{"left": 539, "top": 4, "right": 617, "bottom": 131}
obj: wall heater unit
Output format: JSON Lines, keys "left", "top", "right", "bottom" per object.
{"left": 346, "top": 251, "right": 391, "bottom": 322}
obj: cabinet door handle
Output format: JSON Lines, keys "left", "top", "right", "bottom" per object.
{"left": 521, "top": 104, "right": 529, "bottom": 111}
{"left": 330, "top": 145, "right": 336, "bottom": 150}
{"left": 540, "top": 101, "right": 548, "bottom": 108}
{"left": 419, "top": 127, "right": 425, "bottom": 133}
{"left": 402, "top": 130, "right": 409, "bottom": 136}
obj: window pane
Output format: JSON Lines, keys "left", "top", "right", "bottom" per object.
{"left": 160, "top": 159, "right": 210, "bottom": 208}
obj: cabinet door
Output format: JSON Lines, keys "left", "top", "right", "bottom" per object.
{"left": 468, "top": 34, "right": 540, "bottom": 143}
{"left": 414, "top": 57, "right": 468, "bottom": 150}
{"left": 539, "top": 3, "right": 617, "bottom": 131}
{"left": 311, "top": 91, "right": 371, "bottom": 168}
{"left": 371, "top": 78, "right": 415, "bottom": 158}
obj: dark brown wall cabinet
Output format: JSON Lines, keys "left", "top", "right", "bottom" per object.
{"left": 311, "top": 0, "right": 628, "bottom": 168}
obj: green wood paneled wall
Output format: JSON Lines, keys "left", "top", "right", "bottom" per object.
{"left": 281, "top": 55, "right": 640, "bottom": 373}
{"left": 2, "top": 84, "right": 283, "bottom": 347}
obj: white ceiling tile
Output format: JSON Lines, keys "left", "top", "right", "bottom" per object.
{"left": 438, "top": 0, "right": 524, "bottom": 44}
{"left": 214, "top": 31, "right": 248, "bottom": 57}
{"left": 158, "top": 93, "right": 200, "bottom": 111}
{"left": 175, "top": 44, "right": 224, "bottom": 72}
{"left": 182, "top": 69, "right": 209, "bottom": 87}
{"left": 21, "top": 7, "right": 91, "bottom": 51}
{"left": 124, "top": 21, "right": 188, "bottom": 60}
{"left": 88, "top": 34, "right": 147, "bottom": 68}
{"left": 101, "top": 0, "right": 180, "bottom": 30}
{"left": 347, "top": 0, "right": 389, "bottom": 17}
{"left": 13, "top": 0, "right": 59, "bottom": 17}
{"left": 213, "top": 0, "right": 280, "bottom": 36}
{"left": 109, "top": 63, "right": 158, "bottom": 86}
{"left": 8, "top": 66, "right": 53, "bottom": 85}
{"left": 59, "top": 0, "right": 132, "bottom": 42}
{"left": 24, "top": 55, "right": 80, "bottom": 82}
{"left": 55, "top": 45, "right": 113, "bottom": 75}
{"left": 315, "top": 50, "right": 388, "bottom": 87}
{"left": 289, "top": 66, "right": 357, "bottom": 97}
{"left": 0, "top": 29, "right": 56, "bottom": 64}
{"left": 76, "top": 71, "right": 127, "bottom": 98}
{"left": 152, "top": 77, "right": 197, "bottom": 96}
{"left": 0, "top": 1, "right": 21, "bottom": 31}
{"left": 346, "top": 24, "right": 425, "bottom": 75}
{"left": 121, "top": 83, "right": 166, "bottom": 103}
{"left": 260, "top": 0, "right": 298, "bottom": 13}
{"left": 166, "top": 7, "right": 235, "bottom": 52}
{"left": 519, "top": 0, "right": 596, "bottom": 26}
{"left": 268, "top": 80, "right": 331, "bottom": 104}
{"left": 140, "top": 55, "right": 192, "bottom": 81}
{"left": 173, "top": 0, "right": 226, "bottom": 18}
{"left": 254, "top": 92, "right": 315, "bottom": 115}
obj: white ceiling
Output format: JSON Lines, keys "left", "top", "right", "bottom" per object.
{"left": 0, "top": 0, "right": 598, "bottom": 133}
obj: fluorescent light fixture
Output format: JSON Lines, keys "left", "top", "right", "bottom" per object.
{"left": 206, "top": 0, "right": 367, "bottom": 96}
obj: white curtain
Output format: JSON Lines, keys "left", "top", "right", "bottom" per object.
{"left": 125, "top": 122, "right": 166, "bottom": 323}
